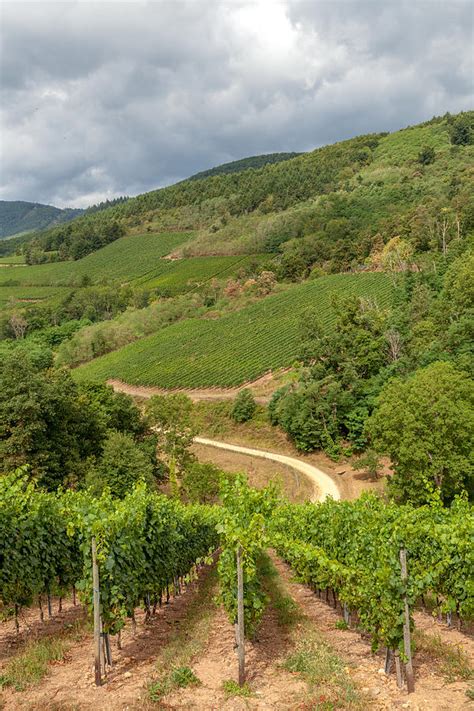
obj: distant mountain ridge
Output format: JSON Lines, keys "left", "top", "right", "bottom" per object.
{"left": 0, "top": 200, "right": 83, "bottom": 239}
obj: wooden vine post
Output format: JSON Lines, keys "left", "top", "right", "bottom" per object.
{"left": 400, "top": 548, "right": 415, "bottom": 693}
{"left": 91, "top": 537, "right": 102, "bottom": 686}
{"left": 236, "top": 545, "right": 245, "bottom": 686}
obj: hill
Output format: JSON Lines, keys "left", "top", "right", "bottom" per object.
{"left": 73, "top": 273, "right": 392, "bottom": 387}
{"left": 0, "top": 111, "right": 472, "bottom": 389}
{"left": 4, "top": 111, "right": 472, "bottom": 272}
{"left": 0, "top": 200, "right": 83, "bottom": 239}
{"left": 188, "top": 152, "right": 302, "bottom": 180}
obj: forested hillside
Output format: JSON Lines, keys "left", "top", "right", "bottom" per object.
{"left": 188, "top": 152, "right": 302, "bottom": 180}
{"left": 1, "top": 111, "right": 472, "bottom": 503}
{"left": 3, "top": 111, "right": 472, "bottom": 273}
{"left": 0, "top": 200, "right": 82, "bottom": 239}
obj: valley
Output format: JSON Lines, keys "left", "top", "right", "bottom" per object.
{"left": 1, "top": 111, "right": 473, "bottom": 710}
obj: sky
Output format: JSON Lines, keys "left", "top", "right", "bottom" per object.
{"left": 0, "top": 0, "right": 473, "bottom": 208}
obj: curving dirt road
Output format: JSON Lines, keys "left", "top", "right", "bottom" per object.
{"left": 195, "top": 436, "right": 341, "bottom": 502}
{"left": 110, "top": 379, "right": 340, "bottom": 501}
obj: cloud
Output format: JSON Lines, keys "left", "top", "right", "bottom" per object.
{"left": 0, "top": 0, "right": 472, "bottom": 207}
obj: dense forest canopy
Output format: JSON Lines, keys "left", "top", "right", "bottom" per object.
{"left": 188, "top": 152, "right": 303, "bottom": 180}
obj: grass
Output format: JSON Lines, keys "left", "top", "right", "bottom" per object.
{"left": 0, "top": 231, "right": 192, "bottom": 287}
{"left": 414, "top": 628, "right": 473, "bottom": 683}
{"left": 0, "top": 638, "right": 71, "bottom": 691}
{"left": 259, "top": 552, "right": 304, "bottom": 629}
{"left": 146, "top": 566, "right": 217, "bottom": 703}
{"left": 0, "top": 254, "right": 26, "bottom": 264}
{"left": 373, "top": 121, "right": 452, "bottom": 166}
{"left": 282, "top": 633, "right": 365, "bottom": 710}
{"left": 74, "top": 272, "right": 392, "bottom": 388}
{"left": 148, "top": 665, "right": 200, "bottom": 701}
{"left": 0, "top": 285, "right": 71, "bottom": 309}
{"left": 222, "top": 679, "right": 253, "bottom": 697}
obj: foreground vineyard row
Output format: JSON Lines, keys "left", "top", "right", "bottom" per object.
{"left": 2, "top": 471, "right": 472, "bottom": 687}
{"left": 74, "top": 272, "right": 392, "bottom": 387}
{"left": 0, "top": 473, "right": 219, "bottom": 637}
{"left": 270, "top": 495, "right": 474, "bottom": 651}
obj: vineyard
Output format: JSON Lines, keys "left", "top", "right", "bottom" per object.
{"left": 270, "top": 494, "right": 474, "bottom": 685}
{"left": 0, "top": 472, "right": 219, "bottom": 679}
{"left": 1, "top": 471, "right": 472, "bottom": 698}
{"left": 134, "top": 254, "right": 267, "bottom": 295}
{"left": 0, "top": 285, "right": 72, "bottom": 309}
{"left": 0, "top": 231, "right": 192, "bottom": 287}
{"left": 73, "top": 272, "right": 393, "bottom": 387}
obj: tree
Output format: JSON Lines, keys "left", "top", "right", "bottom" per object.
{"left": 381, "top": 237, "right": 414, "bottom": 272}
{"left": 271, "top": 298, "right": 390, "bottom": 455}
{"left": 85, "top": 431, "right": 155, "bottom": 498}
{"left": 145, "top": 394, "right": 196, "bottom": 488}
{"left": 9, "top": 312, "right": 28, "bottom": 339}
{"left": 0, "top": 354, "right": 104, "bottom": 489}
{"left": 368, "top": 362, "right": 474, "bottom": 504}
{"left": 78, "top": 382, "right": 146, "bottom": 437}
{"left": 449, "top": 113, "right": 473, "bottom": 146}
{"left": 181, "top": 461, "right": 224, "bottom": 503}
{"left": 231, "top": 389, "right": 256, "bottom": 423}
{"left": 417, "top": 146, "right": 435, "bottom": 165}
{"left": 440, "top": 252, "right": 474, "bottom": 319}
{"left": 353, "top": 449, "right": 383, "bottom": 480}
{"left": 269, "top": 377, "right": 349, "bottom": 455}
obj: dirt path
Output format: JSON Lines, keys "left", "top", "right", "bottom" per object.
{"left": 273, "top": 556, "right": 473, "bottom": 711}
{"left": 1, "top": 568, "right": 214, "bottom": 711}
{"left": 108, "top": 377, "right": 272, "bottom": 404}
{"left": 166, "top": 595, "right": 306, "bottom": 710}
{"left": 195, "top": 436, "right": 341, "bottom": 501}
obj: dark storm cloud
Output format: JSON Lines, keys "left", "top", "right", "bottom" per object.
{"left": 0, "top": 0, "right": 472, "bottom": 207}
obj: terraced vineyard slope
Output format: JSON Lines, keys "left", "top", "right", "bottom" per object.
{"left": 74, "top": 272, "right": 392, "bottom": 387}
{"left": 0, "top": 231, "right": 193, "bottom": 287}
{"left": 134, "top": 254, "right": 266, "bottom": 295}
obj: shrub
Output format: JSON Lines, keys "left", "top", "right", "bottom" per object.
{"left": 418, "top": 145, "right": 436, "bottom": 165}
{"left": 231, "top": 389, "right": 256, "bottom": 423}
{"left": 352, "top": 449, "right": 383, "bottom": 480}
{"left": 449, "top": 113, "right": 473, "bottom": 146}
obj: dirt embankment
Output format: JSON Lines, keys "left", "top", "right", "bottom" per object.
{"left": 107, "top": 369, "right": 293, "bottom": 405}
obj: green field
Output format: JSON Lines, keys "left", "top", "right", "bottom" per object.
{"left": 0, "top": 285, "right": 72, "bottom": 309}
{"left": 135, "top": 254, "right": 267, "bottom": 294}
{"left": 74, "top": 273, "right": 392, "bottom": 388}
{"left": 0, "top": 232, "right": 192, "bottom": 287}
{"left": 0, "top": 254, "right": 26, "bottom": 265}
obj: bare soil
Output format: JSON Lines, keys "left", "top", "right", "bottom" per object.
{"left": 1, "top": 559, "right": 472, "bottom": 711}
{"left": 107, "top": 372, "right": 280, "bottom": 405}
{"left": 0, "top": 597, "right": 86, "bottom": 663}
{"left": 0, "top": 569, "right": 212, "bottom": 710}
{"left": 272, "top": 556, "right": 474, "bottom": 711}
